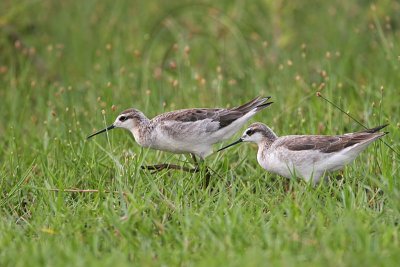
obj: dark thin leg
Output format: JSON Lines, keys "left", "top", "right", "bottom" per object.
{"left": 141, "top": 154, "right": 212, "bottom": 188}
{"left": 191, "top": 154, "right": 211, "bottom": 188}
{"left": 190, "top": 153, "right": 199, "bottom": 165}
{"left": 203, "top": 167, "right": 211, "bottom": 188}
{"left": 141, "top": 164, "right": 199, "bottom": 174}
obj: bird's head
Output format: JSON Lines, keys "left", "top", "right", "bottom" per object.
{"left": 87, "top": 108, "right": 147, "bottom": 139}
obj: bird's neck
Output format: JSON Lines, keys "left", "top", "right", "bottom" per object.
{"left": 130, "top": 118, "right": 152, "bottom": 147}
{"left": 256, "top": 138, "right": 274, "bottom": 160}
{"left": 259, "top": 139, "right": 274, "bottom": 149}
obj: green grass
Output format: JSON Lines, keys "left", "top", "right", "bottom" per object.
{"left": 1, "top": 0, "right": 400, "bottom": 266}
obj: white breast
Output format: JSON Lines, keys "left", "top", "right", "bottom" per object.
{"left": 257, "top": 148, "right": 293, "bottom": 178}
{"left": 257, "top": 146, "right": 330, "bottom": 182}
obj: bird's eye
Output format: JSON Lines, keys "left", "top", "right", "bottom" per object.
{"left": 119, "top": 116, "right": 127, "bottom": 122}
{"left": 246, "top": 129, "right": 254, "bottom": 136}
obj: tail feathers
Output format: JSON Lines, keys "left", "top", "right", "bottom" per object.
{"left": 231, "top": 96, "right": 262, "bottom": 112}
{"left": 255, "top": 101, "right": 274, "bottom": 112}
{"left": 354, "top": 124, "right": 389, "bottom": 145}
{"left": 232, "top": 96, "right": 272, "bottom": 114}
{"left": 362, "top": 124, "right": 389, "bottom": 134}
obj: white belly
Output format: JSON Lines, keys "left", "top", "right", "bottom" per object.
{"left": 257, "top": 148, "right": 329, "bottom": 182}
{"left": 258, "top": 152, "right": 294, "bottom": 178}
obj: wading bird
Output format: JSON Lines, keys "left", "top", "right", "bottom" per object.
{"left": 218, "top": 123, "right": 388, "bottom": 184}
{"left": 88, "top": 97, "right": 273, "bottom": 176}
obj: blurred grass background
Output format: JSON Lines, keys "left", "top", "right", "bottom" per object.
{"left": 0, "top": 0, "right": 399, "bottom": 266}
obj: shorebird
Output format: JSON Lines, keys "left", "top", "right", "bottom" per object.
{"left": 87, "top": 97, "right": 272, "bottom": 173}
{"left": 218, "top": 123, "right": 388, "bottom": 184}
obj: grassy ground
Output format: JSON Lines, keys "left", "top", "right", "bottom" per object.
{"left": 1, "top": 0, "right": 400, "bottom": 266}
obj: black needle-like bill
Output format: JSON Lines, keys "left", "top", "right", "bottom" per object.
{"left": 217, "top": 138, "right": 243, "bottom": 152}
{"left": 87, "top": 125, "right": 115, "bottom": 139}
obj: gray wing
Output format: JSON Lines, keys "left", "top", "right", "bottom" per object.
{"left": 283, "top": 133, "right": 381, "bottom": 153}
{"left": 152, "top": 96, "right": 269, "bottom": 129}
